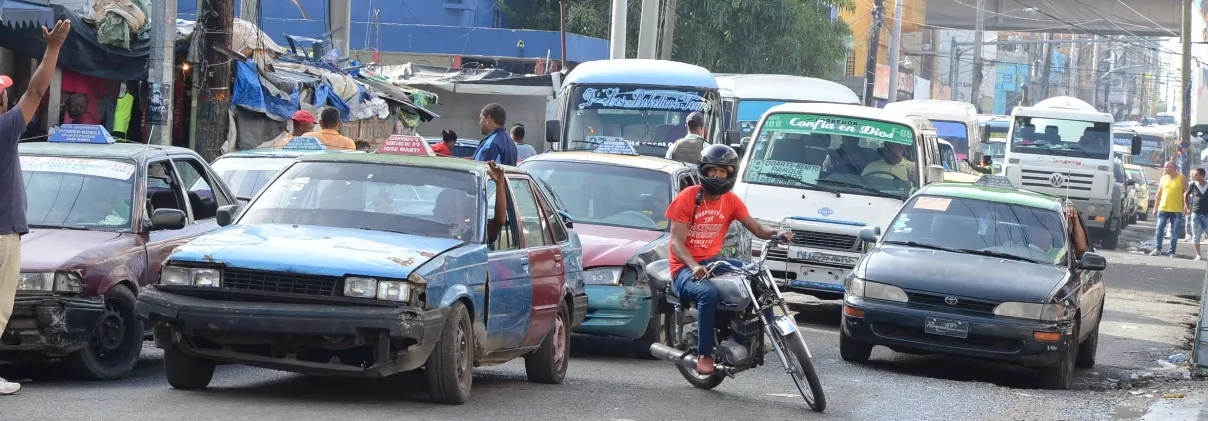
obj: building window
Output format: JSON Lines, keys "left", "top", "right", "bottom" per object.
{"left": 846, "top": 52, "right": 856, "bottom": 76}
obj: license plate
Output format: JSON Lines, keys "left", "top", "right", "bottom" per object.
{"left": 793, "top": 250, "right": 858, "bottom": 266}
{"left": 924, "top": 317, "right": 969, "bottom": 339}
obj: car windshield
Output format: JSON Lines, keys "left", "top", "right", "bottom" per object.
{"left": 933, "top": 121, "right": 970, "bottom": 160}
{"left": 736, "top": 100, "right": 787, "bottom": 137}
{"left": 240, "top": 161, "right": 480, "bottom": 241}
{"left": 1126, "top": 168, "right": 1145, "bottom": 183}
{"left": 21, "top": 156, "right": 137, "bottom": 231}
{"left": 564, "top": 84, "right": 719, "bottom": 157}
{"left": 938, "top": 142, "right": 959, "bottom": 171}
{"left": 209, "top": 157, "right": 294, "bottom": 198}
{"left": 884, "top": 195, "right": 1068, "bottom": 265}
{"left": 744, "top": 112, "right": 919, "bottom": 200}
{"left": 984, "top": 142, "right": 1005, "bottom": 158}
{"left": 1010, "top": 116, "right": 1111, "bottom": 160}
{"left": 520, "top": 160, "right": 672, "bottom": 230}
{"left": 1112, "top": 133, "right": 1165, "bottom": 167}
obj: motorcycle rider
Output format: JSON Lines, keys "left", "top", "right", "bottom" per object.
{"left": 667, "top": 144, "right": 792, "bottom": 375}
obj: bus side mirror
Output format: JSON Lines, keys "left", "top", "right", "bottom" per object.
{"left": 1130, "top": 135, "right": 1142, "bottom": 156}
{"left": 545, "top": 120, "right": 560, "bottom": 144}
{"left": 981, "top": 130, "right": 990, "bottom": 144}
{"left": 926, "top": 165, "right": 945, "bottom": 184}
{"left": 725, "top": 130, "right": 741, "bottom": 145}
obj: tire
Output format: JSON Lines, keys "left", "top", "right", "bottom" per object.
{"left": 1139, "top": 212, "right": 1149, "bottom": 222}
{"left": 1101, "top": 222, "right": 1121, "bottom": 250}
{"left": 525, "top": 301, "right": 570, "bottom": 384}
{"left": 164, "top": 348, "right": 215, "bottom": 390}
{"left": 426, "top": 301, "right": 474, "bottom": 405}
{"left": 665, "top": 308, "right": 725, "bottom": 390}
{"left": 1075, "top": 320, "right": 1099, "bottom": 369}
{"left": 838, "top": 330, "right": 873, "bottom": 363}
{"left": 631, "top": 309, "right": 663, "bottom": 360}
{"left": 1039, "top": 324, "right": 1078, "bottom": 390}
{"left": 64, "top": 284, "right": 143, "bottom": 380}
{"left": 780, "top": 331, "right": 827, "bottom": 412}
{"left": 1128, "top": 212, "right": 1138, "bottom": 225}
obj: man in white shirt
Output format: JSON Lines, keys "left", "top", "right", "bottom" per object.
{"left": 861, "top": 142, "right": 915, "bottom": 181}
{"left": 511, "top": 124, "right": 538, "bottom": 162}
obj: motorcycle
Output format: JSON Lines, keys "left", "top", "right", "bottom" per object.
{"left": 646, "top": 236, "right": 826, "bottom": 412}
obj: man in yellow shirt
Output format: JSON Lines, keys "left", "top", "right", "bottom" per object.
{"left": 1151, "top": 160, "right": 1187, "bottom": 256}
{"left": 304, "top": 107, "right": 357, "bottom": 150}
{"left": 862, "top": 142, "right": 916, "bottom": 181}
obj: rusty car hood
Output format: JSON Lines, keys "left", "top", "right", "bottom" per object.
{"left": 19, "top": 227, "right": 128, "bottom": 272}
{"left": 575, "top": 223, "right": 666, "bottom": 268}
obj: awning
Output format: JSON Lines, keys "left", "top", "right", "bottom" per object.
{"left": 1, "top": 0, "right": 53, "bottom": 29}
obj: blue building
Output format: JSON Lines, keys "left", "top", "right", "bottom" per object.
{"left": 178, "top": 0, "right": 610, "bottom": 70}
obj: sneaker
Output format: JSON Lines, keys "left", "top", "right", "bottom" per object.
{"left": 1150, "top": 249, "right": 1163, "bottom": 256}
{"left": 0, "top": 377, "right": 20, "bottom": 395}
{"left": 1195, "top": 255, "right": 1203, "bottom": 261}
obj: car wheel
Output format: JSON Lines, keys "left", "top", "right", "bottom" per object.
{"left": 164, "top": 348, "right": 215, "bottom": 390}
{"left": 1039, "top": 325, "right": 1078, "bottom": 390}
{"left": 525, "top": 301, "right": 570, "bottom": 384}
{"left": 1075, "top": 320, "right": 1099, "bottom": 369}
{"left": 839, "top": 330, "right": 873, "bottom": 363}
{"left": 426, "top": 301, "right": 473, "bottom": 405}
{"left": 1139, "top": 212, "right": 1149, "bottom": 222}
{"left": 631, "top": 309, "right": 663, "bottom": 360}
{"left": 1100, "top": 221, "right": 1121, "bottom": 250}
{"left": 65, "top": 284, "right": 143, "bottom": 380}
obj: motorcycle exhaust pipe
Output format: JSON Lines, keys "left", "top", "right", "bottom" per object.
{"left": 649, "top": 342, "right": 701, "bottom": 370}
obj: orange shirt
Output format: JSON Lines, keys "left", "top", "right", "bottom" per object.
{"left": 665, "top": 185, "right": 750, "bottom": 274}
{"left": 303, "top": 128, "right": 357, "bottom": 150}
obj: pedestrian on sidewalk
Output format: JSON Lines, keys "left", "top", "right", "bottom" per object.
{"left": 473, "top": 103, "right": 517, "bottom": 166}
{"left": 511, "top": 123, "right": 537, "bottom": 162}
{"left": 1152, "top": 160, "right": 1188, "bottom": 257}
{"left": 1187, "top": 168, "right": 1208, "bottom": 260}
{"left": 0, "top": 19, "right": 72, "bottom": 396}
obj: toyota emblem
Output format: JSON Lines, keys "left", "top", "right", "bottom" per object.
{"left": 944, "top": 296, "right": 959, "bottom": 305}
{"left": 1049, "top": 172, "right": 1066, "bottom": 188}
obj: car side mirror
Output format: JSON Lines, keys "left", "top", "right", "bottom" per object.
{"left": 148, "top": 208, "right": 186, "bottom": 231}
{"left": 556, "top": 209, "right": 574, "bottom": 229}
{"left": 1124, "top": 179, "right": 1136, "bottom": 187}
{"left": 545, "top": 120, "right": 561, "bottom": 144}
{"left": 1076, "top": 252, "right": 1107, "bottom": 271}
{"left": 1131, "top": 135, "right": 1142, "bottom": 156}
{"left": 858, "top": 226, "right": 881, "bottom": 243}
{"left": 925, "top": 165, "right": 945, "bottom": 184}
{"left": 216, "top": 205, "right": 240, "bottom": 227}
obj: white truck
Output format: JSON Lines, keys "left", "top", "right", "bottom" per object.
{"left": 999, "top": 96, "right": 1140, "bottom": 249}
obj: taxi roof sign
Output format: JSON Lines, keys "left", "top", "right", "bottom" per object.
{"left": 282, "top": 136, "right": 326, "bottom": 150}
{"left": 973, "top": 174, "right": 1016, "bottom": 189}
{"left": 49, "top": 124, "right": 115, "bottom": 144}
{"left": 592, "top": 138, "right": 639, "bottom": 156}
{"left": 376, "top": 134, "right": 435, "bottom": 156}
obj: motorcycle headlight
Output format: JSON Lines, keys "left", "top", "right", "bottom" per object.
{"left": 17, "top": 271, "right": 84, "bottom": 293}
{"left": 584, "top": 267, "right": 622, "bottom": 285}
{"left": 159, "top": 266, "right": 221, "bottom": 287}
{"left": 993, "top": 302, "right": 1071, "bottom": 322}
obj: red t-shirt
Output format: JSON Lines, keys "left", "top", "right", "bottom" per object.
{"left": 665, "top": 185, "right": 750, "bottom": 275}
{"left": 432, "top": 142, "right": 453, "bottom": 156}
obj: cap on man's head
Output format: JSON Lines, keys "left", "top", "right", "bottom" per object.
{"left": 0, "top": 75, "right": 12, "bottom": 90}
{"left": 291, "top": 110, "right": 316, "bottom": 123}
{"left": 686, "top": 112, "right": 705, "bottom": 128}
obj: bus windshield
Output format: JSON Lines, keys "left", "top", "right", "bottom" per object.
{"left": 564, "top": 84, "right": 717, "bottom": 157}
{"left": 932, "top": 120, "right": 970, "bottom": 160}
{"left": 1112, "top": 133, "right": 1165, "bottom": 167}
{"left": 1009, "top": 116, "right": 1111, "bottom": 160}
{"left": 736, "top": 100, "right": 786, "bottom": 137}
{"left": 743, "top": 113, "right": 919, "bottom": 200}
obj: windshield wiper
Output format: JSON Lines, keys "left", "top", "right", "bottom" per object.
{"left": 758, "top": 173, "right": 841, "bottom": 197}
{"left": 822, "top": 180, "right": 901, "bottom": 200}
{"left": 958, "top": 248, "right": 1041, "bottom": 264}
{"left": 359, "top": 226, "right": 412, "bottom": 235}
{"left": 883, "top": 240, "right": 965, "bottom": 255}
{"left": 29, "top": 224, "right": 88, "bottom": 231}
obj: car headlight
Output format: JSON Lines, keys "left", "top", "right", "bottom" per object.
{"left": 376, "top": 281, "right": 410, "bottom": 302}
{"left": 993, "top": 301, "right": 1071, "bottom": 322}
{"left": 844, "top": 277, "right": 908, "bottom": 303}
{"left": 160, "top": 266, "right": 221, "bottom": 287}
{"left": 584, "top": 267, "right": 622, "bottom": 285}
{"left": 344, "top": 276, "right": 377, "bottom": 298}
{"left": 17, "top": 272, "right": 85, "bottom": 293}
{"left": 342, "top": 276, "right": 411, "bottom": 302}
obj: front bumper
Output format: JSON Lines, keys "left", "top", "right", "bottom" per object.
{"left": 137, "top": 287, "right": 447, "bottom": 377}
{"left": 575, "top": 284, "right": 653, "bottom": 339}
{"left": 842, "top": 297, "right": 1073, "bottom": 368}
{"left": 0, "top": 295, "right": 105, "bottom": 356}
{"left": 763, "top": 252, "right": 853, "bottom": 296}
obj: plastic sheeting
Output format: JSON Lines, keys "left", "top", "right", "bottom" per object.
{"left": 93, "top": 0, "right": 149, "bottom": 49}
{"left": 231, "top": 60, "right": 299, "bottom": 121}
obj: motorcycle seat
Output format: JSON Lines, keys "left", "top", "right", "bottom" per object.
{"left": 646, "top": 259, "right": 672, "bottom": 292}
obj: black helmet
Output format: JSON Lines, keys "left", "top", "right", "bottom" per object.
{"left": 698, "top": 144, "right": 739, "bottom": 195}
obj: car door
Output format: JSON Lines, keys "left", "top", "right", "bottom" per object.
{"left": 139, "top": 159, "right": 194, "bottom": 288}
{"left": 1070, "top": 209, "right": 1105, "bottom": 334}
{"left": 509, "top": 176, "right": 566, "bottom": 349}
{"left": 171, "top": 156, "right": 236, "bottom": 237}
{"left": 483, "top": 181, "right": 533, "bottom": 351}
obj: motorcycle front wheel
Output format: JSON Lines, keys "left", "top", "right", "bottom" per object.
{"left": 777, "top": 331, "right": 826, "bottom": 412}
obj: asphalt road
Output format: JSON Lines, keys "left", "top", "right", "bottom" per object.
{"left": 1, "top": 245, "right": 1205, "bottom": 421}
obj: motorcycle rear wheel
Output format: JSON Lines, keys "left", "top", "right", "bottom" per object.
{"left": 663, "top": 310, "right": 725, "bottom": 390}
{"left": 777, "top": 331, "right": 826, "bottom": 412}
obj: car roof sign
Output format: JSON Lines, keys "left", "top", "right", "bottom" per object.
{"left": 48, "top": 124, "right": 116, "bottom": 144}
{"left": 282, "top": 136, "right": 327, "bottom": 150}
{"left": 592, "top": 138, "right": 639, "bottom": 156}
{"left": 376, "top": 134, "right": 435, "bottom": 156}
{"left": 973, "top": 174, "right": 1016, "bottom": 189}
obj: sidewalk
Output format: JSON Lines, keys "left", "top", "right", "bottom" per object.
{"left": 1125, "top": 220, "right": 1204, "bottom": 260}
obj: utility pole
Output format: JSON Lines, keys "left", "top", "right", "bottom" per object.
{"left": 147, "top": 0, "right": 177, "bottom": 145}
{"left": 862, "top": 0, "right": 885, "bottom": 106}
{"left": 636, "top": 0, "right": 659, "bottom": 59}
{"left": 658, "top": 0, "right": 678, "bottom": 60}
{"left": 1180, "top": 0, "right": 1192, "bottom": 169}
{"left": 609, "top": 0, "right": 627, "bottom": 59}
{"left": 969, "top": 0, "right": 985, "bottom": 113}
{"left": 887, "top": 0, "right": 903, "bottom": 103}
{"left": 196, "top": 0, "right": 234, "bottom": 161}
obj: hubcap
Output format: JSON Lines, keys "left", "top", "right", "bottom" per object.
{"left": 553, "top": 314, "right": 567, "bottom": 368}
{"left": 455, "top": 321, "right": 470, "bottom": 385}
{"left": 91, "top": 301, "right": 128, "bottom": 363}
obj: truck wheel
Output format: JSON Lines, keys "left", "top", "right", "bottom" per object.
{"left": 65, "top": 285, "right": 143, "bottom": 380}
{"left": 1139, "top": 212, "right": 1149, "bottom": 222}
{"left": 631, "top": 310, "right": 662, "bottom": 360}
{"left": 426, "top": 301, "right": 473, "bottom": 405}
{"left": 1101, "top": 222, "right": 1121, "bottom": 250}
{"left": 525, "top": 301, "right": 570, "bottom": 384}
{"left": 164, "top": 348, "right": 215, "bottom": 390}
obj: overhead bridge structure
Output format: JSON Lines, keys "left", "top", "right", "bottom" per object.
{"left": 926, "top": 0, "right": 1187, "bottom": 37}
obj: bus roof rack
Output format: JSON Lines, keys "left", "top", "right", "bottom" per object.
{"left": 973, "top": 174, "right": 1016, "bottom": 189}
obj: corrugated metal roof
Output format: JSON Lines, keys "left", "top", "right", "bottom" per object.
{"left": 0, "top": 0, "right": 53, "bottom": 29}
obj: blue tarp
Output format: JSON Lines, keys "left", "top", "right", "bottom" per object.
{"left": 313, "top": 82, "right": 352, "bottom": 122}
{"left": 231, "top": 60, "right": 299, "bottom": 121}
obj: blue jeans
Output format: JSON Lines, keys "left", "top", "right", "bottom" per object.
{"left": 1192, "top": 213, "right": 1208, "bottom": 245}
{"left": 672, "top": 257, "right": 743, "bottom": 356}
{"left": 1155, "top": 211, "right": 1184, "bottom": 254}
